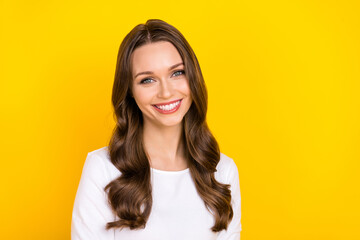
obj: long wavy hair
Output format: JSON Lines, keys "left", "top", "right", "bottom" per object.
{"left": 104, "top": 19, "right": 233, "bottom": 232}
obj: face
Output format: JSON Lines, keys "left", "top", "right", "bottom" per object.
{"left": 131, "top": 41, "right": 192, "bottom": 128}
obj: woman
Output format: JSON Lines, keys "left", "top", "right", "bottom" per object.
{"left": 71, "top": 19, "right": 241, "bottom": 240}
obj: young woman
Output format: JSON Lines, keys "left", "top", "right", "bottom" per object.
{"left": 71, "top": 19, "right": 241, "bottom": 240}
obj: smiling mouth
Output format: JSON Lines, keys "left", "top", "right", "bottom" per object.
{"left": 152, "top": 99, "right": 182, "bottom": 113}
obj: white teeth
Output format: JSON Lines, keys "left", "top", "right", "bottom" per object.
{"left": 156, "top": 100, "right": 180, "bottom": 111}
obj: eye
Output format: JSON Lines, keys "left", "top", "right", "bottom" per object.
{"left": 140, "top": 78, "right": 154, "bottom": 84}
{"left": 172, "top": 70, "right": 185, "bottom": 77}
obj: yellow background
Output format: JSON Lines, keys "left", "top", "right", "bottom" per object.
{"left": 1, "top": 0, "right": 359, "bottom": 239}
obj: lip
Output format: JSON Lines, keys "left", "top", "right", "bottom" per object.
{"left": 152, "top": 99, "right": 182, "bottom": 106}
{"left": 152, "top": 99, "right": 182, "bottom": 114}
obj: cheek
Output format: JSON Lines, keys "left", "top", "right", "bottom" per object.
{"left": 176, "top": 79, "right": 191, "bottom": 95}
{"left": 132, "top": 88, "right": 153, "bottom": 108}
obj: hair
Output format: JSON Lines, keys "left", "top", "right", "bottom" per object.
{"left": 104, "top": 19, "right": 233, "bottom": 232}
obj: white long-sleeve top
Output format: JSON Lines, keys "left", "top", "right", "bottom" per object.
{"left": 71, "top": 146, "right": 241, "bottom": 240}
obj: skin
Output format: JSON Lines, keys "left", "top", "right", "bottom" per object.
{"left": 131, "top": 41, "right": 193, "bottom": 171}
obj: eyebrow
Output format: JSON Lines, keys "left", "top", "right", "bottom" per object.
{"left": 134, "top": 62, "right": 184, "bottom": 79}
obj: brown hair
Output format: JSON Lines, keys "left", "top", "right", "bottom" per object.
{"left": 104, "top": 19, "right": 233, "bottom": 232}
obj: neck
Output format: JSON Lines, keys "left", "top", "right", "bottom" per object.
{"left": 142, "top": 121, "right": 187, "bottom": 170}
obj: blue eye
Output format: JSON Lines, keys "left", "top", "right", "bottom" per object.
{"left": 140, "top": 78, "right": 154, "bottom": 84}
{"left": 173, "top": 70, "right": 185, "bottom": 77}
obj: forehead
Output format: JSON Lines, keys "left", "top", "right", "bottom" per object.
{"left": 131, "top": 41, "right": 183, "bottom": 74}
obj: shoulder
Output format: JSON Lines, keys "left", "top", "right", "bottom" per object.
{"left": 217, "top": 152, "right": 238, "bottom": 172}
{"left": 87, "top": 146, "right": 110, "bottom": 163}
{"left": 214, "top": 152, "right": 239, "bottom": 184}
{"left": 81, "top": 146, "right": 120, "bottom": 184}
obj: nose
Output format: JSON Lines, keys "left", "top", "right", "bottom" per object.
{"left": 157, "top": 79, "right": 173, "bottom": 99}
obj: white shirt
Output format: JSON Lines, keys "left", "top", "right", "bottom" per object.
{"left": 71, "top": 146, "right": 241, "bottom": 240}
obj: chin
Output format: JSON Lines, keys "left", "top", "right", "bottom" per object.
{"left": 156, "top": 118, "right": 184, "bottom": 128}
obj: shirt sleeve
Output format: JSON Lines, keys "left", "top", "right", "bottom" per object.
{"left": 216, "top": 159, "right": 242, "bottom": 240}
{"left": 71, "top": 152, "right": 115, "bottom": 240}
